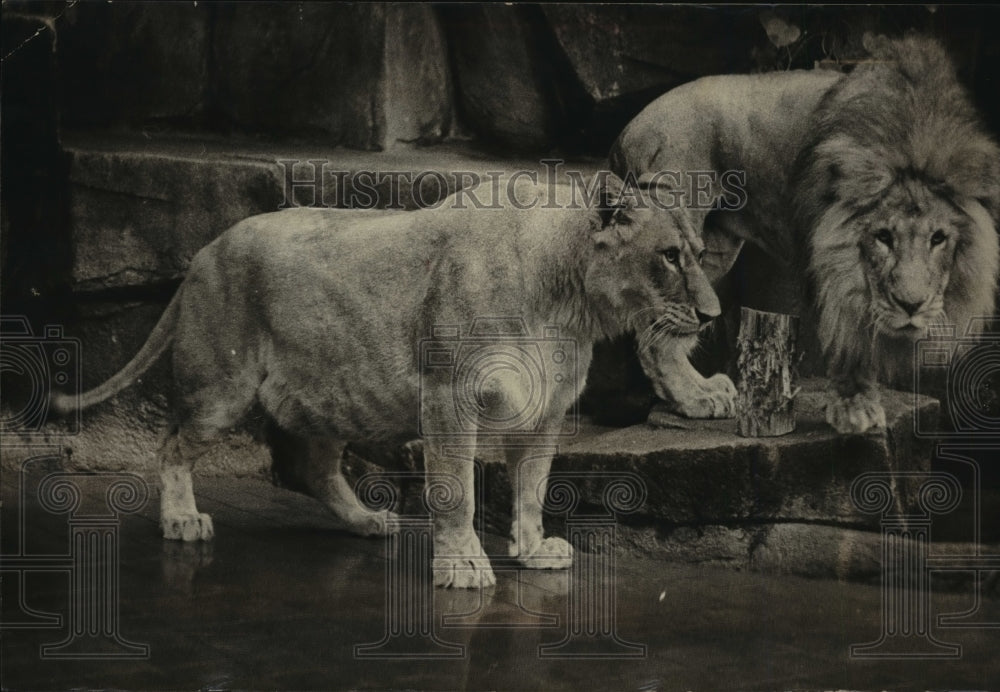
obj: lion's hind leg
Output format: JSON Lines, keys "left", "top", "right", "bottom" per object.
{"left": 160, "top": 375, "right": 261, "bottom": 541}
{"left": 277, "top": 435, "right": 400, "bottom": 537}
{"left": 159, "top": 425, "right": 216, "bottom": 541}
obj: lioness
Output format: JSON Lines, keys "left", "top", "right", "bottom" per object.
{"left": 54, "top": 174, "right": 723, "bottom": 588}
{"left": 610, "top": 34, "right": 1000, "bottom": 433}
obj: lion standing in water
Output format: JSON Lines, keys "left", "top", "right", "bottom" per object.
{"left": 611, "top": 34, "right": 1000, "bottom": 433}
{"left": 54, "top": 175, "right": 725, "bottom": 588}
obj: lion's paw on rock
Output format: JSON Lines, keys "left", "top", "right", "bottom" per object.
{"left": 161, "top": 512, "right": 214, "bottom": 541}
{"left": 826, "top": 393, "right": 887, "bottom": 434}
{"left": 670, "top": 373, "right": 737, "bottom": 419}
{"left": 433, "top": 555, "right": 497, "bottom": 589}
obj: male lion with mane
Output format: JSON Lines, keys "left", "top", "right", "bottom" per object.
{"left": 54, "top": 175, "right": 723, "bottom": 588}
{"left": 611, "top": 34, "right": 1000, "bottom": 433}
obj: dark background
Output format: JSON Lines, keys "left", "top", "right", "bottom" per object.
{"left": 4, "top": 3, "right": 1000, "bottom": 318}
{"left": 3, "top": 4, "right": 1000, "bottom": 529}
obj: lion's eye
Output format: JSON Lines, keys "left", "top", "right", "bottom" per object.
{"left": 697, "top": 249, "right": 707, "bottom": 264}
{"left": 874, "top": 229, "right": 894, "bottom": 249}
{"left": 930, "top": 230, "right": 947, "bottom": 247}
{"left": 660, "top": 248, "right": 680, "bottom": 265}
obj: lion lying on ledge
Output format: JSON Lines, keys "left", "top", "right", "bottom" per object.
{"left": 54, "top": 175, "right": 726, "bottom": 588}
{"left": 611, "top": 34, "right": 1000, "bottom": 433}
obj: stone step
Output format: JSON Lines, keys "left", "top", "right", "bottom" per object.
{"left": 329, "top": 378, "right": 938, "bottom": 533}
{"left": 63, "top": 131, "right": 605, "bottom": 293}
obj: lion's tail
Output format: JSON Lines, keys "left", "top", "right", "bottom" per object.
{"left": 51, "top": 287, "right": 183, "bottom": 415}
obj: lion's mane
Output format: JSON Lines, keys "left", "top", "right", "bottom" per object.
{"left": 795, "top": 34, "right": 1000, "bottom": 382}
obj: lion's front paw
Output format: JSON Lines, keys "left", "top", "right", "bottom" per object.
{"left": 161, "top": 512, "right": 214, "bottom": 541}
{"left": 511, "top": 536, "right": 573, "bottom": 570}
{"left": 826, "top": 392, "right": 886, "bottom": 434}
{"left": 433, "top": 533, "right": 496, "bottom": 589}
{"left": 670, "top": 373, "right": 736, "bottom": 419}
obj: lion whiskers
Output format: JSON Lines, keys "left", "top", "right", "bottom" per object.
{"left": 627, "top": 306, "right": 663, "bottom": 333}
{"left": 871, "top": 288, "right": 946, "bottom": 334}
{"left": 635, "top": 304, "right": 699, "bottom": 354}
{"left": 636, "top": 315, "right": 670, "bottom": 354}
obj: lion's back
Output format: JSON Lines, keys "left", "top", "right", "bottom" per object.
{"left": 611, "top": 69, "right": 842, "bottom": 178}
{"left": 173, "top": 198, "right": 555, "bottom": 437}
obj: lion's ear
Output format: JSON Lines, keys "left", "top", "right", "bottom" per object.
{"left": 593, "top": 176, "right": 624, "bottom": 249}
{"left": 862, "top": 32, "right": 892, "bottom": 58}
{"left": 958, "top": 198, "right": 997, "bottom": 240}
{"left": 596, "top": 172, "right": 627, "bottom": 227}
{"left": 596, "top": 171, "right": 643, "bottom": 235}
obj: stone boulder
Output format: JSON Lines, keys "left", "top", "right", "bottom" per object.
{"left": 540, "top": 5, "right": 763, "bottom": 151}
{"left": 440, "top": 4, "right": 582, "bottom": 152}
{"left": 212, "top": 3, "right": 452, "bottom": 150}
{"left": 57, "top": 2, "right": 210, "bottom": 128}
{"left": 542, "top": 5, "right": 761, "bottom": 103}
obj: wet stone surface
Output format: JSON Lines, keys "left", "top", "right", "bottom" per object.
{"left": 2, "top": 471, "right": 997, "bottom": 691}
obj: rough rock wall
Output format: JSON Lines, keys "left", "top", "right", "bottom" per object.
{"left": 3, "top": 2, "right": 1000, "bottom": 449}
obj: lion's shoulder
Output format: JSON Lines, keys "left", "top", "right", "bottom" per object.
{"left": 612, "top": 69, "right": 842, "bottom": 178}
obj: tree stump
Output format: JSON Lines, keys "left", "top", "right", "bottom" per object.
{"left": 736, "top": 307, "right": 800, "bottom": 437}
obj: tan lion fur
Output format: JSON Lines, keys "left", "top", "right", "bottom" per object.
{"left": 611, "top": 34, "right": 1000, "bottom": 433}
{"left": 795, "top": 34, "right": 1000, "bottom": 388}
{"left": 55, "top": 176, "right": 723, "bottom": 588}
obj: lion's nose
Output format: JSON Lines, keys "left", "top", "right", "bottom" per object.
{"left": 893, "top": 294, "right": 924, "bottom": 316}
{"left": 695, "top": 309, "right": 715, "bottom": 325}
